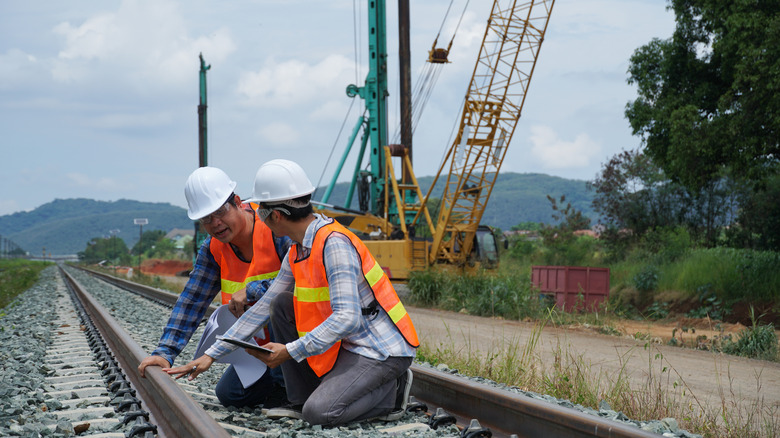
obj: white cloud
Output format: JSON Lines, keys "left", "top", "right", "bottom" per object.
{"left": 528, "top": 125, "right": 601, "bottom": 170}
{"left": 257, "top": 122, "right": 301, "bottom": 147}
{"left": 50, "top": 0, "right": 235, "bottom": 90}
{"left": 236, "top": 54, "right": 354, "bottom": 109}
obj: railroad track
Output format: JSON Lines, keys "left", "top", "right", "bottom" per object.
{"left": 63, "top": 265, "right": 667, "bottom": 438}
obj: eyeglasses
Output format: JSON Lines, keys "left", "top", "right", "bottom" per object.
{"left": 257, "top": 205, "right": 290, "bottom": 222}
{"left": 200, "top": 202, "right": 232, "bottom": 225}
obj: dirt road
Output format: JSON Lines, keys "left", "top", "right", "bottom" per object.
{"left": 408, "top": 307, "right": 780, "bottom": 431}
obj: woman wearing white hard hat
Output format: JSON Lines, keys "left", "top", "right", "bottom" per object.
{"left": 139, "top": 166, "right": 292, "bottom": 409}
{"left": 168, "top": 159, "right": 418, "bottom": 426}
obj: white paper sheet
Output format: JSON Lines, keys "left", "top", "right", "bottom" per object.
{"left": 193, "top": 305, "right": 268, "bottom": 388}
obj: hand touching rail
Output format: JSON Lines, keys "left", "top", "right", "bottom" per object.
{"left": 164, "top": 355, "right": 215, "bottom": 381}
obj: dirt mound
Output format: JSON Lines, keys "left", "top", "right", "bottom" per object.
{"left": 140, "top": 259, "right": 192, "bottom": 276}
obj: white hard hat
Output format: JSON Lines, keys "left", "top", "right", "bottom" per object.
{"left": 184, "top": 167, "right": 237, "bottom": 220}
{"left": 246, "top": 159, "right": 315, "bottom": 204}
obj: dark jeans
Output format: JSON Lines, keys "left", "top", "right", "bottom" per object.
{"left": 270, "top": 290, "right": 412, "bottom": 425}
{"left": 215, "top": 364, "right": 275, "bottom": 408}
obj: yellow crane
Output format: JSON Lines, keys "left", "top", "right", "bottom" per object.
{"left": 317, "top": 0, "right": 555, "bottom": 280}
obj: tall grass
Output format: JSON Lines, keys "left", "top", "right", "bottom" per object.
{"left": 417, "top": 322, "right": 779, "bottom": 438}
{"left": 407, "top": 268, "right": 543, "bottom": 320}
{"left": 658, "top": 248, "right": 780, "bottom": 302}
{"left": 0, "top": 259, "right": 50, "bottom": 310}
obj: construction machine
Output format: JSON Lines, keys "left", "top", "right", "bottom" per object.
{"left": 317, "top": 0, "right": 555, "bottom": 280}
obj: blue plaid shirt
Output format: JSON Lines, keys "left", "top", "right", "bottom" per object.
{"left": 205, "top": 214, "right": 417, "bottom": 363}
{"left": 151, "top": 213, "right": 291, "bottom": 366}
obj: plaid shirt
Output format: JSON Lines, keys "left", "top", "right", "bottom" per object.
{"left": 206, "top": 214, "right": 417, "bottom": 363}
{"left": 151, "top": 210, "right": 291, "bottom": 366}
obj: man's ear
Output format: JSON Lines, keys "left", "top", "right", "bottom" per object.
{"left": 233, "top": 194, "right": 242, "bottom": 205}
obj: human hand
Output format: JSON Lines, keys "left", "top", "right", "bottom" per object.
{"left": 246, "top": 342, "right": 291, "bottom": 368}
{"left": 163, "top": 355, "right": 215, "bottom": 381}
{"left": 228, "top": 288, "right": 249, "bottom": 317}
{"left": 138, "top": 355, "right": 171, "bottom": 378}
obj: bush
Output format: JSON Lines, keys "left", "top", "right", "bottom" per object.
{"left": 640, "top": 226, "right": 692, "bottom": 264}
{"left": 685, "top": 284, "right": 729, "bottom": 321}
{"left": 633, "top": 265, "right": 659, "bottom": 293}
{"left": 539, "top": 235, "right": 600, "bottom": 267}
{"left": 722, "top": 309, "right": 778, "bottom": 361}
{"left": 508, "top": 238, "right": 537, "bottom": 261}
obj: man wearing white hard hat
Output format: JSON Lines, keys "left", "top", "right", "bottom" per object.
{"left": 137, "top": 166, "right": 291, "bottom": 408}
{"left": 167, "top": 159, "right": 418, "bottom": 426}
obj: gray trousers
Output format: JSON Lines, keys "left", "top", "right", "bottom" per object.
{"left": 270, "top": 290, "right": 412, "bottom": 426}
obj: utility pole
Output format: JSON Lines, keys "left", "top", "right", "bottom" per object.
{"left": 134, "top": 218, "right": 148, "bottom": 274}
{"left": 398, "top": 0, "right": 412, "bottom": 180}
{"left": 198, "top": 53, "right": 211, "bottom": 168}
{"left": 109, "top": 229, "right": 120, "bottom": 274}
{"left": 194, "top": 54, "right": 211, "bottom": 263}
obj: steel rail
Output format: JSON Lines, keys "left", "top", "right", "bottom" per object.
{"left": 60, "top": 267, "right": 230, "bottom": 438}
{"left": 75, "top": 266, "right": 213, "bottom": 316}
{"left": 77, "top": 267, "right": 664, "bottom": 438}
{"left": 410, "top": 364, "right": 661, "bottom": 438}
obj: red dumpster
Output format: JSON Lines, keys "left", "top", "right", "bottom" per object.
{"left": 531, "top": 266, "right": 610, "bottom": 312}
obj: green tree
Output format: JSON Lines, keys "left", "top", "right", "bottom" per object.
{"left": 589, "top": 149, "right": 738, "bottom": 248}
{"left": 511, "top": 221, "right": 542, "bottom": 231}
{"left": 147, "top": 237, "right": 178, "bottom": 259}
{"left": 539, "top": 195, "right": 593, "bottom": 265}
{"left": 625, "top": 0, "right": 780, "bottom": 190}
{"left": 132, "top": 230, "right": 166, "bottom": 256}
{"left": 726, "top": 173, "right": 780, "bottom": 250}
{"left": 79, "top": 236, "right": 130, "bottom": 265}
{"left": 589, "top": 150, "right": 686, "bottom": 236}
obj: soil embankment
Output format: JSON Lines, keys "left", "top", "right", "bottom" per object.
{"left": 140, "top": 259, "right": 192, "bottom": 277}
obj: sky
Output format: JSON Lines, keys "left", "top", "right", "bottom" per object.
{"left": 0, "top": 0, "right": 676, "bottom": 217}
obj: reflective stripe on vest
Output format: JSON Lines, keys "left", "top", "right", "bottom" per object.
{"left": 289, "top": 219, "right": 419, "bottom": 377}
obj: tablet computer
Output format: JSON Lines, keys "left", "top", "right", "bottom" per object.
{"left": 216, "top": 336, "right": 273, "bottom": 354}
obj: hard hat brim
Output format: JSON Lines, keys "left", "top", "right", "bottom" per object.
{"left": 244, "top": 186, "right": 315, "bottom": 204}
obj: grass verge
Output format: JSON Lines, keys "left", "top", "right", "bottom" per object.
{"left": 0, "top": 259, "right": 51, "bottom": 311}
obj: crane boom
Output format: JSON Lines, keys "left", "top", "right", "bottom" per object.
{"left": 427, "top": 0, "right": 555, "bottom": 265}
{"left": 316, "top": 0, "right": 554, "bottom": 279}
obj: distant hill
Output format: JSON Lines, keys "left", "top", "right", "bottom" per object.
{"left": 0, "top": 199, "right": 193, "bottom": 256}
{"left": 0, "top": 173, "right": 595, "bottom": 256}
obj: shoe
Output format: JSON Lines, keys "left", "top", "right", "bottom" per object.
{"left": 265, "top": 403, "right": 304, "bottom": 420}
{"left": 374, "top": 368, "right": 413, "bottom": 421}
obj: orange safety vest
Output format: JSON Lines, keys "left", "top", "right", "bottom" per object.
{"left": 210, "top": 204, "right": 282, "bottom": 305}
{"left": 289, "top": 219, "right": 419, "bottom": 377}
{"left": 209, "top": 204, "right": 282, "bottom": 344}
